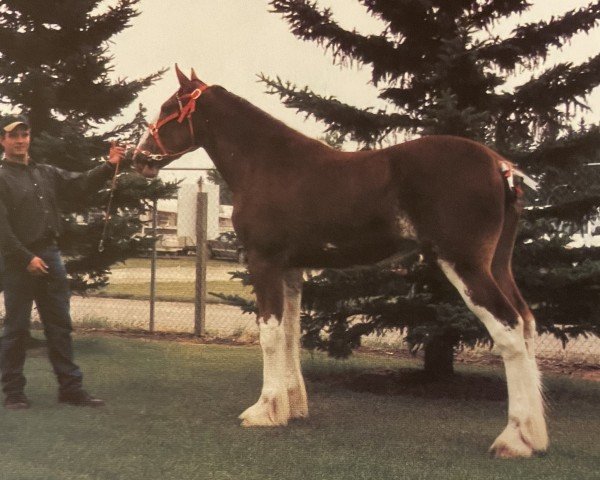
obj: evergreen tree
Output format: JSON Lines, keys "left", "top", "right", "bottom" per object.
{"left": 0, "top": 0, "right": 178, "bottom": 291}
{"left": 262, "top": 0, "right": 600, "bottom": 375}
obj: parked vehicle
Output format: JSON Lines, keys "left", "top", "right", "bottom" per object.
{"left": 137, "top": 225, "right": 196, "bottom": 255}
{"left": 207, "top": 231, "right": 246, "bottom": 263}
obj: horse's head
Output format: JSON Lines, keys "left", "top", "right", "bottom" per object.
{"left": 133, "top": 65, "right": 209, "bottom": 178}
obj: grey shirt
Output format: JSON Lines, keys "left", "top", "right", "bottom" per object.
{"left": 0, "top": 159, "right": 115, "bottom": 266}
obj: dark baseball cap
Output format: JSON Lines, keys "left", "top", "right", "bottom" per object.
{"left": 1, "top": 115, "right": 30, "bottom": 133}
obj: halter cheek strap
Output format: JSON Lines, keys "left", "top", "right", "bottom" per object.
{"left": 138, "top": 84, "right": 209, "bottom": 161}
{"left": 177, "top": 88, "right": 202, "bottom": 122}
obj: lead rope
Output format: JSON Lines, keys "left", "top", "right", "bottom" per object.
{"left": 98, "top": 144, "right": 121, "bottom": 253}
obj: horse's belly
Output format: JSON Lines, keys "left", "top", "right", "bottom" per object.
{"left": 285, "top": 210, "right": 419, "bottom": 268}
{"left": 288, "top": 235, "right": 418, "bottom": 269}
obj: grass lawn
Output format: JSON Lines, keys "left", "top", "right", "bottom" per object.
{"left": 99, "top": 257, "right": 249, "bottom": 303}
{"left": 1, "top": 333, "right": 598, "bottom": 480}
{"left": 94, "top": 281, "right": 254, "bottom": 303}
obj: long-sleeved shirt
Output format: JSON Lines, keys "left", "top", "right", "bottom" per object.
{"left": 0, "top": 159, "right": 116, "bottom": 267}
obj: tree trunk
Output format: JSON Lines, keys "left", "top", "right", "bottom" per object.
{"left": 423, "top": 335, "right": 456, "bottom": 378}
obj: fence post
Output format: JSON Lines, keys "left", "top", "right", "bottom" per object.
{"left": 149, "top": 198, "right": 158, "bottom": 333}
{"left": 194, "top": 187, "right": 208, "bottom": 336}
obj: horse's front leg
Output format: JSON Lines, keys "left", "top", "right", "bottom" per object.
{"left": 239, "top": 259, "right": 306, "bottom": 427}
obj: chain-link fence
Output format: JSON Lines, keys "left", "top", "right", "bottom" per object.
{"left": 0, "top": 181, "right": 598, "bottom": 366}
{"left": 69, "top": 184, "right": 258, "bottom": 340}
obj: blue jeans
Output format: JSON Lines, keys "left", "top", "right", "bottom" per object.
{"left": 0, "top": 246, "right": 83, "bottom": 395}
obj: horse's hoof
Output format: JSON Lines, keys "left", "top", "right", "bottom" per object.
{"left": 239, "top": 396, "right": 289, "bottom": 427}
{"left": 239, "top": 414, "right": 287, "bottom": 427}
{"left": 489, "top": 435, "right": 533, "bottom": 459}
{"left": 287, "top": 387, "right": 308, "bottom": 420}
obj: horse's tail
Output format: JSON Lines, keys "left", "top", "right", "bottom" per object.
{"left": 512, "top": 166, "right": 539, "bottom": 191}
{"left": 498, "top": 161, "right": 538, "bottom": 206}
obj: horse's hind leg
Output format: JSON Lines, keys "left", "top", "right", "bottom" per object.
{"left": 438, "top": 258, "right": 548, "bottom": 458}
{"left": 492, "top": 202, "right": 537, "bottom": 359}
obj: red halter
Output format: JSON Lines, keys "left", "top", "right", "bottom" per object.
{"left": 135, "top": 84, "right": 209, "bottom": 162}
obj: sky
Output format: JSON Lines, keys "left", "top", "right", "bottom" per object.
{"left": 107, "top": 0, "right": 600, "bottom": 185}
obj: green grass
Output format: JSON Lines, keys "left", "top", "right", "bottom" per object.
{"left": 102, "top": 257, "right": 247, "bottom": 303}
{"left": 94, "top": 281, "right": 253, "bottom": 303}
{"left": 1, "top": 333, "right": 598, "bottom": 480}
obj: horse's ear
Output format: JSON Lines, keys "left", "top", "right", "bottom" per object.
{"left": 175, "top": 64, "right": 191, "bottom": 87}
{"left": 190, "top": 68, "right": 208, "bottom": 88}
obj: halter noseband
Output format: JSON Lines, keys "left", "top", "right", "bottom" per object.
{"left": 135, "top": 84, "right": 209, "bottom": 164}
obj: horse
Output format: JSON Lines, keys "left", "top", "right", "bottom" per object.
{"left": 133, "top": 66, "right": 548, "bottom": 458}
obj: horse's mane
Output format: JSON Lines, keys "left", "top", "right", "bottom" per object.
{"left": 210, "top": 87, "right": 330, "bottom": 155}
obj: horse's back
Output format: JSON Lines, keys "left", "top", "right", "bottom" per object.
{"left": 385, "top": 135, "right": 505, "bottom": 179}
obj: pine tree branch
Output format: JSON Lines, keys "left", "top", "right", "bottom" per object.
{"left": 510, "top": 54, "right": 600, "bottom": 117}
{"left": 525, "top": 197, "right": 600, "bottom": 222}
{"left": 260, "top": 74, "right": 416, "bottom": 144}
{"left": 0, "top": 1, "right": 141, "bottom": 71}
{"left": 516, "top": 243, "right": 600, "bottom": 265}
{"left": 515, "top": 126, "right": 600, "bottom": 169}
{"left": 86, "top": 0, "right": 141, "bottom": 46}
{"left": 269, "top": 0, "right": 425, "bottom": 83}
{"left": 494, "top": 56, "right": 600, "bottom": 144}
{"left": 53, "top": 70, "right": 165, "bottom": 122}
{"left": 477, "top": 3, "right": 600, "bottom": 71}
{"left": 379, "top": 84, "right": 427, "bottom": 109}
{"left": 466, "top": 0, "right": 532, "bottom": 28}
{"left": 359, "top": 0, "right": 443, "bottom": 38}
{"left": 0, "top": 8, "right": 21, "bottom": 26}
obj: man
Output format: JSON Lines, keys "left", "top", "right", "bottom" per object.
{"left": 0, "top": 254, "right": 48, "bottom": 350}
{"left": 0, "top": 114, "right": 125, "bottom": 410}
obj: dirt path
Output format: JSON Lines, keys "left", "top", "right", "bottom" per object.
{"left": 0, "top": 294, "right": 258, "bottom": 338}
{"left": 110, "top": 263, "right": 240, "bottom": 283}
{"left": 70, "top": 296, "right": 257, "bottom": 336}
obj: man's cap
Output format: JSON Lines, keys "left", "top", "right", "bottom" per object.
{"left": 1, "top": 115, "right": 30, "bottom": 133}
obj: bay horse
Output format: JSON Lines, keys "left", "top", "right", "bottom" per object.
{"left": 134, "top": 66, "right": 547, "bottom": 458}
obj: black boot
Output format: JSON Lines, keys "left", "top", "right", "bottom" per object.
{"left": 4, "top": 393, "right": 30, "bottom": 410}
{"left": 58, "top": 389, "right": 105, "bottom": 407}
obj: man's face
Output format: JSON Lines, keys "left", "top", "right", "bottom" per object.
{"left": 0, "top": 126, "right": 31, "bottom": 160}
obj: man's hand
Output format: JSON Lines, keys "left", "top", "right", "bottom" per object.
{"left": 108, "top": 142, "right": 126, "bottom": 166}
{"left": 27, "top": 256, "right": 49, "bottom": 276}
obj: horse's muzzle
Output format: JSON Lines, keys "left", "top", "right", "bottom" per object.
{"left": 131, "top": 152, "right": 158, "bottom": 178}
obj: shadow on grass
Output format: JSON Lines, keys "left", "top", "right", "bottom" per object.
{"left": 308, "top": 362, "right": 600, "bottom": 405}
{"left": 307, "top": 367, "right": 508, "bottom": 401}
{"left": 72, "top": 335, "right": 116, "bottom": 356}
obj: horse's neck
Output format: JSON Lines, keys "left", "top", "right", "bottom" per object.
{"left": 201, "top": 132, "right": 248, "bottom": 193}
{"left": 199, "top": 89, "right": 328, "bottom": 193}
